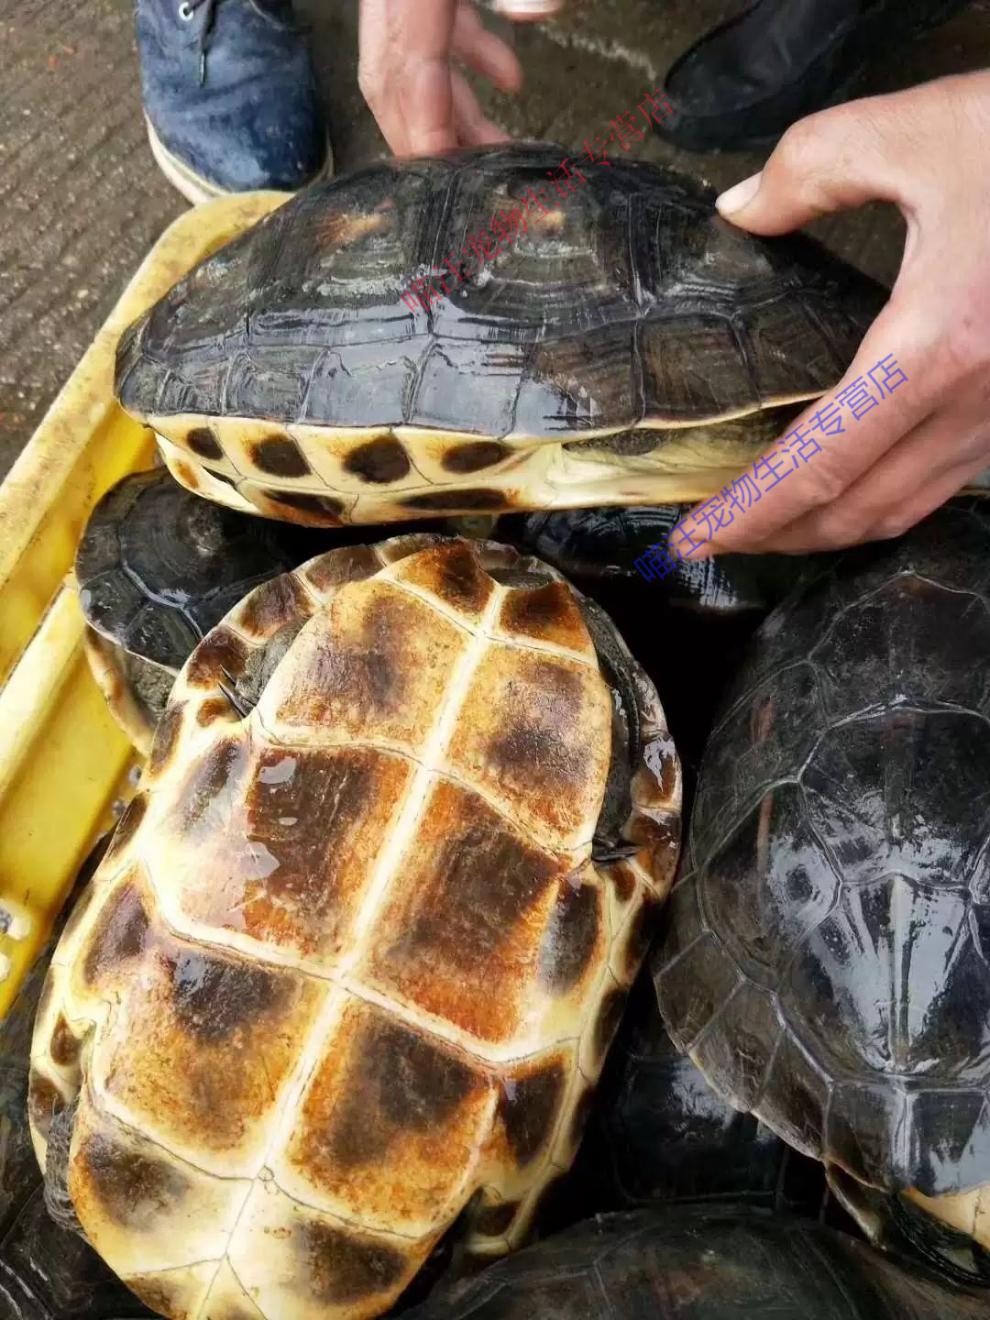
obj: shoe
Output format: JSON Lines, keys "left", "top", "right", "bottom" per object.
{"left": 136, "top": 0, "right": 332, "bottom": 204}
{"left": 655, "top": 0, "right": 972, "bottom": 153}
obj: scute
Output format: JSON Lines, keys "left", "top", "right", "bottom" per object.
{"left": 33, "top": 535, "right": 681, "bottom": 1320}
{"left": 655, "top": 504, "right": 990, "bottom": 1218}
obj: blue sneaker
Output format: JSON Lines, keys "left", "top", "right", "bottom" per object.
{"left": 136, "top": 0, "right": 332, "bottom": 204}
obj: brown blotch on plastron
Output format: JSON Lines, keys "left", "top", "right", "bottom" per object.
{"left": 442, "top": 441, "right": 511, "bottom": 474}
{"left": 186, "top": 426, "right": 224, "bottom": 460}
{"left": 368, "top": 783, "right": 563, "bottom": 1039}
{"left": 173, "top": 459, "right": 201, "bottom": 491}
{"left": 175, "top": 737, "right": 249, "bottom": 838}
{"left": 166, "top": 949, "right": 285, "bottom": 1044}
{"left": 299, "top": 1220, "right": 408, "bottom": 1306}
{"left": 264, "top": 491, "right": 347, "bottom": 525}
{"left": 147, "top": 705, "right": 184, "bottom": 778}
{"left": 343, "top": 435, "right": 411, "bottom": 485}
{"left": 237, "top": 746, "right": 394, "bottom": 953}
{"left": 128, "top": 1279, "right": 189, "bottom": 1318}
{"left": 538, "top": 878, "right": 602, "bottom": 996}
{"left": 499, "top": 582, "right": 588, "bottom": 653}
{"left": 185, "top": 626, "right": 249, "bottom": 689}
{"left": 497, "top": 1062, "right": 566, "bottom": 1167}
{"left": 104, "top": 793, "right": 148, "bottom": 864}
{"left": 594, "top": 987, "right": 628, "bottom": 1061}
{"left": 77, "top": 1129, "right": 189, "bottom": 1231}
{"left": 237, "top": 572, "right": 311, "bottom": 641}
{"left": 622, "top": 901, "right": 659, "bottom": 980}
{"left": 486, "top": 663, "right": 585, "bottom": 791}
{"left": 82, "top": 882, "right": 151, "bottom": 988}
{"left": 398, "top": 541, "right": 494, "bottom": 617}
{"left": 197, "top": 696, "right": 234, "bottom": 726}
{"left": 252, "top": 434, "right": 311, "bottom": 478}
{"left": 628, "top": 812, "right": 681, "bottom": 891}
{"left": 28, "top": 1070, "right": 65, "bottom": 1139}
{"left": 304, "top": 1015, "right": 479, "bottom": 1173}
{"left": 610, "top": 862, "right": 637, "bottom": 904}
{"left": 303, "top": 545, "right": 380, "bottom": 594}
{"left": 50, "top": 1015, "right": 82, "bottom": 1068}
{"left": 276, "top": 593, "right": 412, "bottom": 729}
{"left": 401, "top": 488, "right": 507, "bottom": 512}
{"left": 473, "top": 1200, "right": 519, "bottom": 1238}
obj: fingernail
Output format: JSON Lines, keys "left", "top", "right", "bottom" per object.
{"left": 492, "top": 0, "right": 561, "bottom": 15}
{"left": 716, "top": 172, "right": 762, "bottom": 216}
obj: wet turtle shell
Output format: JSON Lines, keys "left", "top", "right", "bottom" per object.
{"left": 401, "top": 1206, "right": 987, "bottom": 1319}
{"left": 30, "top": 535, "right": 681, "bottom": 1320}
{"left": 499, "top": 505, "right": 825, "bottom": 786}
{"left": 654, "top": 501, "right": 990, "bottom": 1277}
{"left": 0, "top": 838, "right": 153, "bottom": 1319}
{"left": 115, "top": 143, "right": 885, "bottom": 527}
{"left": 568, "top": 973, "right": 829, "bottom": 1219}
{"left": 77, "top": 470, "right": 353, "bottom": 753}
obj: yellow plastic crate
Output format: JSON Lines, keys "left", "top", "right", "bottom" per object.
{"left": 0, "top": 190, "right": 287, "bottom": 1019}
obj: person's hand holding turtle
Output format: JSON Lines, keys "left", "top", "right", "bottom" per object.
{"left": 358, "top": 0, "right": 564, "bottom": 156}
{"left": 683, "top": 70, "right": 990, "bottom": 556}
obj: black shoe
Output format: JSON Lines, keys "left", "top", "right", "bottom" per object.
{"left": 136, "top": 0, "right": 332, "bottom": 204}
{"left": 656, "top": 0, "right": 971, "bottom": 153}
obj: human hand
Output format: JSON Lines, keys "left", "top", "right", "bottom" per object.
{"left": 359, "top": 0, "right": 565, "bottom": 158}
{"left": 674, "top": 70, "right": 990, "bottom": 557}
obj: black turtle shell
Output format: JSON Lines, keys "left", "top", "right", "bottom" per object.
{"left": 401, "top": 1206, "right": 986, "bottom": 1319}
{"left": 1, "top": 840, "right": 153, "bottom": 1319}
{"left": 115, "top": 143, "right": 886, "bottom": 437}
{"left": 654, "top": 501, "right": 990, "bottom": 1201}
{"left": 570, "top": 975, "right": 829, "bottom": 1216}
{"left": 75, "top": 469, "right": 338, "bottom": 668}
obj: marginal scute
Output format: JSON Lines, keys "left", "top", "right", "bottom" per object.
{"left": 185, "top": 626, "right": 250, "bottom": 689}
{"left": 594, "top": 986, "right": 629, "bottom": 1060}
{"left": 496, "top": 1061, "right": 567, "bottom": 1166}
{"left": 472, "top": 1200, "right": 519, "bottom": 1237}
{"left": 442, "top": 440, "right": 511, "bottom": 474}
{"left": 343, "top": 435, "right": 411, "bottom": 484}
{"left": 394, "top": 539, "right": 494, "bottom": 619}
{"left": 77, "top": 1127, "right": 190, "bottom": 1230}
{"left": 103, "top": 792, "right": 147, "bottom": 863}
{"left": 401, "top": 488, "right": 506, "bottom": 512}
{"left": 236, "top": 570, "right": 313, "bottom": 641}
{"left": 186, "top": 425, "right": 224, "bottom": 459}
{"left": 28, "top": 1069, "right": 65, "bottom": 1141}
{"left": 251, "top": 434, "right": 311, "bottom": 477}
{"left": 499, "top": 580, "right": 592, "bottom": 654}
{"left": 299, "top": 1220, "right": 408, "bottom": 1306}
{"left": 538, "top": 876, "right": 603, "bottom": 996}
{"left": 50, "top": 1014, "right": 82, "bottom": 1068}
{"left": 82, "top": 880, "right": 151, "bottom": 989}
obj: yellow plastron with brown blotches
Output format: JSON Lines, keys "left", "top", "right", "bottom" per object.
{"left": 30, "top": 536, "right": 681, "bottom": 1320}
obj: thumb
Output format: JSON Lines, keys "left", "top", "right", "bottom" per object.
{"left": 715, "top": 95, "right": 906, "bottom": 236}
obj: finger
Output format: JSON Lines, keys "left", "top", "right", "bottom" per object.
{"left": 714, "top": 88, "right": 919, "bottom": 233}
{"left": 736, "top": 413, "right": 990, "bottom": 555}
{"left": 453, "top": 4, "right": 524, "bottom": 92}
{"left": 676, "top": 321, "right": 928, "bottom": 556}
{"left": 391, "top": 0, "right": 460, "bottom": 156}
{"left": 450, "top": 70, "right": 511, "bottom": 147}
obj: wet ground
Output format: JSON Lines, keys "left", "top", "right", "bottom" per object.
{"left": 1, "top": 0, "right": 988, "bottom": 480}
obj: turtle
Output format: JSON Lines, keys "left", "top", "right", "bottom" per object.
{"left": 0, "top": 837, "right": 154, "bottom": 1319}
{"left": 399, "top": 1205, "right": 988, "bottom": 1319}
{"left": 29, "top": 533, "right": 681, "bottom": 1320}
{"left": 565, "top": 971, "right": 831, "bottom": 1221}
{"left": 76, "top": 468, "right": 406, "bottom": 754}
{"left": 113, "top": 142, "right": 886, "bottom": 528}
{"left": 498, "top": 505, "right": 825, "bottom": 784}
{"left": 653, "top": 499, "right": 990, "bottom": 1286}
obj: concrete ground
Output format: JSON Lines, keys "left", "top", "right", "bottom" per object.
{"left": 1, "top": 0, "right": 988, "bottom": 480}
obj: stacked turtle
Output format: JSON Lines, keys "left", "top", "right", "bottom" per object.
{"left": 11, "top": 144, "right": 988, "bottom": 1319}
